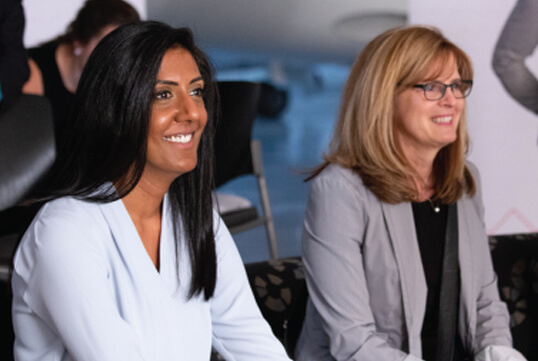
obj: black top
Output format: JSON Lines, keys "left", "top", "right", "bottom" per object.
{"left": 412, "top": 201, "right": 468, "bottom": 361}
{"left": 28, "top": 41, "right": 75, "bottom": 144}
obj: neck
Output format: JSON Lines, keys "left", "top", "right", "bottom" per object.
{"left": 55, "top": 43, "right": 83, "bottom": 93}
{"left": 120, "top": 175, "right": 169, "bottom": 271}
{"left": 404, "top": 148, "right": 437, "bottom": 202}
{"left": 121, "top": 175, "right": 170, "bottom": 222}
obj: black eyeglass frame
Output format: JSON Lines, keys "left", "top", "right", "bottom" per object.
{"left": 412, "top": 80, "right": 473, "bottom": 101}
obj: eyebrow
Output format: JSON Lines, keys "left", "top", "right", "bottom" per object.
{"left": 155, "top": 76, "right": 204, "bottom": 86}
{"left": 190, "top": 76, "right": 204, "bottom": 84}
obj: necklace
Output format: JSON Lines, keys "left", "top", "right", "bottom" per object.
{"left": 428, "top": 198, "right": 441, "bottom": 213}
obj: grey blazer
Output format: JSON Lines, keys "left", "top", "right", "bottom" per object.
{"left": 295, "top": 163, "right": 512, "bottom": 361}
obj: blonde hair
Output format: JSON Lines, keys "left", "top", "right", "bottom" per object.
{"left": 310, "top": 25, "right": 475, "bottom": 204}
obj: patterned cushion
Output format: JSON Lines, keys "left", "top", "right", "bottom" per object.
{"left": 245, "top": 257, "right": 307, "bottom": 355}
{"left": 211, "top": 257, "right": 306, "bottom": 360}
{"left": 489, "top": 233, "right": 538, "bottom": 361}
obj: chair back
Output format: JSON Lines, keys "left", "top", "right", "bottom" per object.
{"left": 489, "top": 233, "right": 538, "bottom": 360}
{"left": 0, "top": 94, "right": 55, "bottom": 211}
{"left": 0, "top": 94, "right": 54, "bottom": 361}
{"left": 214, "top": 81, "right": 262, "bottom": 187}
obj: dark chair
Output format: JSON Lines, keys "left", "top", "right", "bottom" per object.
{"left": 489, "top": 233, "right": 538, "bottom": 361}
{"left": 210, "top": 256, "right": 307, "bottom": 360}
{"left": 214, "top": 81, "right": 278, "bottom": 260}
{"left": 257, "top": 82, "right": 288, "bottom": 119}
{"left": 216, "top": 235, "right": 537, "bottom": 361}
{"left": 0, "top": 94, "right": 55, "bottom": 360}
{"left": 244, "top": 257, "right": 307, "bottom": 357}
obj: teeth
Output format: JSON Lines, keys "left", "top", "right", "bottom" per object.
{"left": 163, "top": 133, "right": 193, "bottom": 143}
{"left": 432, "top": 116, "right": 452, "bottom": 124}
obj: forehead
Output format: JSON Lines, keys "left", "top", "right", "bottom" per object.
{"left": 157, "top": 47, "right": 201, "bottom": 79}
{"left": 422, "top": 52, "right": 460, "bottom": 81}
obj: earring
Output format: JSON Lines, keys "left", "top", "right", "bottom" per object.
{"left": 74, "top": 47, "right": 82, "bottom": 56}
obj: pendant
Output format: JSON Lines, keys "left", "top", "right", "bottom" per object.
{"left": 428, "top": 198, "right": 440, "bottom": 213}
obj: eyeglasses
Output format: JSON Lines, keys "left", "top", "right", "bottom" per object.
{"left": 412, "top": 80, "right": 473, "bottom": 101}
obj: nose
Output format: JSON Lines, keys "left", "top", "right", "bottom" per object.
{"left": 174, "top": 92, "right": 201, "bottom": 123}
{"left": 440, "top": 86, "right": 457, "bottom": 106}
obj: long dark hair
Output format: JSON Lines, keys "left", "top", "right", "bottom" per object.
{"left": 43, "top": 21, "right": 218, "bottom": 300}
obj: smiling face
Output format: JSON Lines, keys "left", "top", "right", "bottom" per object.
{"left": 393, "top": 54, "right": 464, "bottom": 163}
{"left": 144, "top": 47, "right": 207, "bottom": 185}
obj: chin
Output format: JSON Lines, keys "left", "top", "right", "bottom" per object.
{"left": 172, "top": 161, "right": 198, "bottom": 176}
{"left": 438, "top": 139, "right": 457, "bottom": 150}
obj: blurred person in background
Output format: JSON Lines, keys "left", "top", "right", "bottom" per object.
{"left": 22, "top": 0, "right": 139, "bottom": 144}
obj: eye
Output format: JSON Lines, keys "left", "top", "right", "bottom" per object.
{"left": 190, "top": 86, "right": 204, "bottom": 97}
{"left": 424, "top": 83, "right": 437, "bottom": 92}
{"left": 154, "top": 90, "right": 172, "bottom": 100}
{"left": 451, "top": 82, "right": 463, "bottom": 91}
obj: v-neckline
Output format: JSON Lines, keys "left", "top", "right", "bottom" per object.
{"left": 99, "top": 195, "right": 181, "bottom": 297}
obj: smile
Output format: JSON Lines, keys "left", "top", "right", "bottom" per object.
{"left": 163, "top": 133, "right": 193, "bottom": 143}
{"left": 432, "top": 115, "right": 452, "bottom": 124}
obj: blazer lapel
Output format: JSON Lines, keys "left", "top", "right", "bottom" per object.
{"left": 381, "top": 201, "right": 427, "bottom": 355}
{"left": 457, "top": 198, "right": 476, "bottom": 349}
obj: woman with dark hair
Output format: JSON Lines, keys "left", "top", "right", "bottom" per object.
{"left": 11, "top": 21, "right": 291, "bottom": 361}
{"left": 295, "top": 26, "right": 526, "bottom": 361}
{"left": 23, "top": 0, "right": 140, "bottom": 143}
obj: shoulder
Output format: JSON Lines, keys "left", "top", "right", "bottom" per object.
{"left": 17, "top": 197, "right": 107, "bottom": 257}
{"left": 22, "top": 58, "right": 44, "bottom": 95}
{"left": 305, "top": 164, "right": 379, "bottom": 228}
{"left": 462, "top": 161, "right": 485, "bottom": 218}
{"left": 465, "top": 160, "right": 480, "bottom": 181}
{"left": 13, "top": 197, "right": 110, "bottom": 282}
{"left": 464, "top": 160, "right": 483, "bottom": 198}
{"left": 37, "top": 196, "right": 102, "bottom": 223}
{"left": 24, "top": 42, "right": 59, "bottom": 96}
{"left": 309, "top": 163, "right": 371, "bottom": 200}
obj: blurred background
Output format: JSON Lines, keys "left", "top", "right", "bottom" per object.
{"left": 20, "top": 0, "right": 538, "bottom": 262}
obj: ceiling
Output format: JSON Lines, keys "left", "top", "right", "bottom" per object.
{"left": 147, "top": 0, "right": 408, "bottom": 67}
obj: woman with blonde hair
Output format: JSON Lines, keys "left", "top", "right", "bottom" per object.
{"left": 295, "top": 26, "right": 526, "bottom": 361}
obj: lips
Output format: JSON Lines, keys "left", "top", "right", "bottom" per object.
{"left": 163, "top": 132, "right": 194, "bottom": 143}
{"left": 432, "top": 115, "right": 452, "bottom": 124}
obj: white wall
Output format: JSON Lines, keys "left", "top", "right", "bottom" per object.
{"left": 409, "top": 1, "right": 538, "bottom": 234}
{"left": 22, "top": 0, "right": 147, "bottom": 47}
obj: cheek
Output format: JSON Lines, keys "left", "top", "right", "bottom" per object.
{"left": 454, "top": 101, "right": 465, "bottom": 123}
{"left": 457, "top": 100, "right": 465, "bottom": 114}
{"left": 393, "top": 92, "right": 419, "bottom": 124}
{"left": 199, "top": 108, "right": 209, "bottom": 131}
{"left": 394, "top": 104, "right": 417, "bottom": 131}
{"left": 146, "top": 121, "right": 168, "bottom": 152}
{"left": 149, "top": 108, "right": 173, "bottom": 131}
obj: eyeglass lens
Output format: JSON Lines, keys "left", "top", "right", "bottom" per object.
{"left": 425, "top": 82, "right": 471, "bottom": 100}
